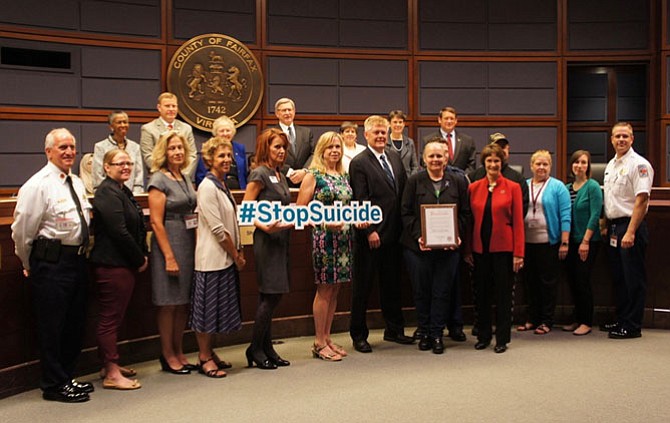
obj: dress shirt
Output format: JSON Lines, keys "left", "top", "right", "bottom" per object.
{"left": 11, "top": 161, "right": 92, "bottom": 269}
{"left": 368, "top": 145, "right": 395, "bottom": 179}
{"left": 603, "top": 148, "right": 654, "bottom": 219}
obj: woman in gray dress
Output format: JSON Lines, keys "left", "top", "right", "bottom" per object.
{"left": 148, "top": 131, "right": 197, "bottom": 374}
{"left": 242, "top": 128, "right": 293, "bottom": 370}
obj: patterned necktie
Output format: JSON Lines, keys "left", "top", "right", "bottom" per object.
{"left": 380, "top": 154, "right": 394, "bottom": 184}
{"left": 65, "top": 176, "right": 89, "bottom": 248}
{"left": 288, "top": 126, "right": 296, "bottom": 153}
{"left": 446, "top": 133, "right": 454, "bottom": 164}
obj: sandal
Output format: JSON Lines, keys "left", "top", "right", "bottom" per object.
{"left": 516, "top": 322, "right": 535, "bottom": 332}
{"left": 212, "top": 352, "right": 233, "bottom": 369}
{"left": 100, "top": 366, "right": 137, "bottom": 379}
{"left": 328, "top": 342, "right": 348, "bottom": 357}
{"left": 534, "top": 324, "right": 551, "bottom": 335}
{"left": 198, "top": 357, "right": 227, "bottom": 378}
{"left": 311, "top": 344, "right": 342, "bottom": 361}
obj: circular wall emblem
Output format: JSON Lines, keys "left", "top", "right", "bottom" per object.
{"left": 167, "top": 34, "right": 263, "bottom": 131}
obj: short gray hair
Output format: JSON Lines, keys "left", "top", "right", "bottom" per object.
{"left": 45, "top": 128, "right": 76, "bottom": 149}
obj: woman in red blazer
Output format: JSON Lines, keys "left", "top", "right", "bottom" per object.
{"left": 465, "top": 143, "right": 524, "bottom": 353}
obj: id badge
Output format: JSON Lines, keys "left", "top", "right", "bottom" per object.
{"left": 609, "top": 234, "right": 617, "bottom": 248}
{"left": 269, "top": 175, "right": 279, "bottom": 184}
{"left": 55, "top": 217, "right": 76, "bottom": 231}
{"left": 184, "top": 214, "right": 198, "bottom": 230}
{"left": 527, "top": 218, "right": 539, "bottom": 229}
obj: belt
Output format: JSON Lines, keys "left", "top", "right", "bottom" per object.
{"left": 609, "top": 217, "right": 631, "bottom": 224}
{"left": 62, "top": 245, "right": 87, "bottom": 255}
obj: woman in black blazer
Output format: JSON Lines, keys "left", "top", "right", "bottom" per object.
{"left": 90, "top": 149, "right": 148, "bottom": 390}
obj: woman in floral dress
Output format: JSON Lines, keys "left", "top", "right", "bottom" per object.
{"left": 297, "top": 131, "right": 354, "bottom": 361}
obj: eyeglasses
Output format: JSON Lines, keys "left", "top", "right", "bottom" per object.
{"left": 109, "top": 161, "right": 134, "bottom": 167}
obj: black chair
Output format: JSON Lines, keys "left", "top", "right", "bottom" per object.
{"left": 590, "top": 163, "right": 607, "bottom": 185}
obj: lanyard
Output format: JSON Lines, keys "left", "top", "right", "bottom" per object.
{"left": 168, "top": 169, "right": 194, "bottom": 210}
{"left": 530, "top": 179, "right": 547, "bottom": 215}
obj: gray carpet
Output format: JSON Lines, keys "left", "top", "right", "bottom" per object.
{"left": 2, "top": 327, "right": 669, "bottom": 422}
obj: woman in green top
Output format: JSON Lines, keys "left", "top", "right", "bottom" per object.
{"left": 564, "top": 150, "right": 603, "bottom": 336}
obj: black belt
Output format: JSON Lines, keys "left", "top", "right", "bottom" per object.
{"left": 62, "top": 245, "right": 87, "bottom": 255}
{"left": 609, "top": 217, "right": 631, "bottom": 224}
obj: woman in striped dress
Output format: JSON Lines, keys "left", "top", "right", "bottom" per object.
{"left": 190, "top": 137, "right": 246, "bottom": 378}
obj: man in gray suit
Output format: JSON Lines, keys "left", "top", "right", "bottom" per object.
{"left": 273, "top": 97, "right": 314, "bottom": 187}
{"left": 140, "top": 92, "right": 197, "bottom": 178}
{"left": 422, "top": 106, "right": 476, "bottom": 173}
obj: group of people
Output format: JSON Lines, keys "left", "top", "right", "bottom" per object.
{"left": 11, "top": 93, "right": 653, "bottom": 403}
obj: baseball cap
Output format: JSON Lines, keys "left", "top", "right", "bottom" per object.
{"left": 489, "top": 132, "right": 509, "bottom": 147}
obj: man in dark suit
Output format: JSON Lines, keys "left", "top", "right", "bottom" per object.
{"left": 423, "top": 106, "right": 476, "bottom": 173}
{"left": 140, "top": 92, "right": 197, "bottom": 179}
{"left": 349, "top": 115, "right": 414, "bottom": 353}
{"left": 273, "top": 97, "right": 315, "bottom": 187}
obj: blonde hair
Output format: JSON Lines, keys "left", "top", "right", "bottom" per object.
{"left": 310, "top": 131, "right": 344, "bottom": 175}
{"left": 530, "top": 149, "right": 552, "bottom": 167}
{"left": 151, "top": 131, "right": 191, "bottom": 173}
{"left": 364, "top": 115, "right": 389, "bottom": 132}
{"left": 201, "top": 137, "right": 233, "bottom": 169}
{"left": 211, "top": 115, "right": 237, "bottom": 138}
{"left": 157, "top": 92, "right": 177, "bottom": 104}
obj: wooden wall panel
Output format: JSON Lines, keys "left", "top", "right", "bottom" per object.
{"left": 80, "top": 1, "right": 161, "bottom": 37}
{"left": 567, "top": 0, "right": 649, "bottom": 50}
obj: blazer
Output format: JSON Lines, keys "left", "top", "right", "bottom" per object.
{"left": 90, "top": 177, "right": 148, "bottom": 268}
{"left": 468, "top": 175, "right": 524, "bottom": 257}
{"left": 423, "top": 130, "right": 476, "bottom": 173}
{"left": 400, "top": 169, "right": 471, "bottom": 252}
{"left": 195, "top": 141, "right": 247, "bottom": 189}
{"left": 92, "top": 136, "right": 144, "bottom": 194}
{"left": 195, "top": 176, "right": 240, "bottom": 271}
{"left": 469, "top": 163, "right": 530, "bottom": 217}
{"left": 273, "top": 124, "right": 315, "bottom": 170}
{"left": 140, "top": 118, "right": 197, "bottom": 178}
{"left": 387, "top": 135, "right": 420, "bottom": 178}
{"left": 349, "top": 147, "right": 407, "bottom": 246}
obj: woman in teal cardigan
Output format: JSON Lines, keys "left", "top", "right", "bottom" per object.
{"left": 518, "top": 150, "right": 571, "bottom": 335}
{"left": 563, "top": 150, "right": 603, "bottom": 336}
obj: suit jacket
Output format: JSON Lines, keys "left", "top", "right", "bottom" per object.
{"left": 273, "top": 124, "right": 314, "bottom": 170}
{"left": 400, "top": 170, "right": 471, "bottom": 252}
{"left": 387, "top": 135, "right": 419, "bottom": 178}
{"left": 89, "top": 177, "right": 148, "bottom": 268}
{"left": 140, "top": 118, "right": 197, "bottom": 178}
{"left": 349, "top": 147, "right": 407, "bottom": 246}
{"left": 468, "top": 175, "right": 524, "bottom": 257}
{"left": 423, "top": 130, "right": 476, "bottom": 173}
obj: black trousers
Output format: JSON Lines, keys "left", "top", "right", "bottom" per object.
{"left": 565, "top": 240, "right": 600, "bottom": 326}
{"left": 473, "top": 252, "right": 514, "bottom": 345}
{"left": 524, "top": 242, "right": 560, "bottom": 327}
{"left": 607, "top": 219, "right": 648, "bottom": 331}
{"left": 29, "top": 248, "right": 88, "bottom": 391}
{"left": 350, "top": 240, "right": 405, "bottom": 341}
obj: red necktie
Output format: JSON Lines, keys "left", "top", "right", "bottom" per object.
{"left": 167, "top": 124, "right": 173, "bottom": 130}
{"left": 446, "top": 133, "right": 454, "bottom": 163}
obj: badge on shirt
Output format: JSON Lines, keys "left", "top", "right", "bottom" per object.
{"left": 184, "top": 214, "right": 198, "bottom": 229}
{"left": 269, "top": 175, "right": 279, "bottom": 184}
{"left": 638, "top": 165, "right": 649, "bottom": 178}
{"left": 527, "top": 218, "right": 540, "bottom": 229}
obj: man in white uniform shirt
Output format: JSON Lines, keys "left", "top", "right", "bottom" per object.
{"left": 601, "top": 122, "right": 654, "bottom": 339}
{"left": 12, "top": 128, "right": 94, "bottom": 402}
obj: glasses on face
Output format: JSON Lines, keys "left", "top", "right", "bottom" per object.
{"left": 109, "top": 161, "right": 134, "bottom": 167}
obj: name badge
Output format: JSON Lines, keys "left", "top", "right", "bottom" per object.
{"left": 609, "top": 233, "right": 618, "bottom": 248}
{"left": 269, "top": 175, "right": 279, "bottom": 184}
{"left": 55, "top": 217, "right": 77, "bottom": 231}
{"left": 184, "top": 213, "right": 198, "bottom": 230}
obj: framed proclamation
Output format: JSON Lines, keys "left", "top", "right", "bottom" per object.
{"left": 420, "top": 204, "right": 458, "bottom": 248}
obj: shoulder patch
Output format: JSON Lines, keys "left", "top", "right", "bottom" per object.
{"left": 638, "top": 165, "right": 649, "bottom": 178}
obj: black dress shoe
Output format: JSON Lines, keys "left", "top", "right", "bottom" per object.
{"left": 245, "top": 347, "right": 278, "bottom": 370}
{"left": 599, "top": 322, "right": 620, "bottom": 332}
{"left": 353, "top": 339, "right": 372, "bottom": 353}
{"left": 432, "top": 337, "right": 444, "bottom": 354}
{"left": 448, "top": 329, "right": 467, "bottom": 342}
{"left": 418, "top": 335, "right": 432, "bottom": 351}
{"left": 474, "top": 341, "right": 490, "bottom": 350}
{"left": 159, "top": 355, "right": 191, "bottom": 374}
{"left": 383, "top": 332, "right": 415, "bottom": 344}
{"left": 494, "top": 344, "right": 508, "bottom": 354}
{"left": 608, "top": 327, "right": 642, "bottom": 339}
{"left": 71, "top": 379, "right": 94, "bottom": 394}
{"left": 182, "top": 363, "right": 200, "bottom": 371}
{"left": 43, "top": 383, "right": 90, "bottom": 403}
{"left": 267, "top": 355, "right": 291, "bottom": 367}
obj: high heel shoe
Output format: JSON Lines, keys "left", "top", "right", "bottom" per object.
{"left": 267, "top": 353, "right": 290, "bottom": 367}
{"left": 245, "top": 348, "right": 277, "bottom": 370}
{"left": 159, "top": 355, "right": 191, "bottom": 375}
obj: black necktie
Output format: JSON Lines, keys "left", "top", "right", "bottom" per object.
{"left": 380, "top": 154, "right": 395, "bottom": 185}
{"left": 66, "top": 176, "right": 89, "bottom": 248}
